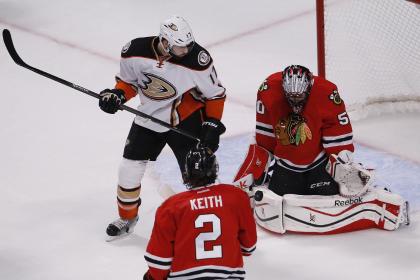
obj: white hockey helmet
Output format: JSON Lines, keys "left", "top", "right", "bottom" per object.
{"left": 159, "top": 15, "right": 195, "bottom": 54}
{"left": 282, "top": 65, "right": 314, "bottom": 114}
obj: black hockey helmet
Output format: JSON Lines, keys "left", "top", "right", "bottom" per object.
{"left": 282, "top": 65, "right": 314, "bottom": 114}
{"left": 184, "top": 145, "right": 218, "bottom": 189}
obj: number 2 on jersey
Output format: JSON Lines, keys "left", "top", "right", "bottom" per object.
{"left": 194, "top": 214, "right": 222, "bottom": 260}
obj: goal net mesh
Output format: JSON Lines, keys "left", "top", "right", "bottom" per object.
{"left": 323, "top": 0, "right": 420, "bottom": 118}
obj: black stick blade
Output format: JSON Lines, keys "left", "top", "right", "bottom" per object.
{"left": 2, "top": 29, "right": 27, "bottom": 67}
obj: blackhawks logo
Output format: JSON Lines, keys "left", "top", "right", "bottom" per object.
{"left": 329, "top": 89, "right": 342, "bottom": 105}
{"left": 275, "top": 113, "right": 312, "bottom": 146}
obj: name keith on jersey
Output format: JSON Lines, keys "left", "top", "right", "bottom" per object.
{"left": 190, "top": 195, "right": 223, "bottom": 210}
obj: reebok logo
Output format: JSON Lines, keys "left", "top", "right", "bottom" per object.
{"left": 334, "top": 197, "right": 363, "bottom": 207}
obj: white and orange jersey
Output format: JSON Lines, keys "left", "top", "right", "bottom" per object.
{"left": 255, "top": 72, "right": 354, "bottom": 172}
{"left": 145, "top": 183, "right": 257, "bottom": 280}
{"left": 114, "top": 36, "right": 226, "bottom": 132}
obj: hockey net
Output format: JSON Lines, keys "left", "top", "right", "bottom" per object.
{"left": 317, "top": 0, "right": 420, "bottom": 120}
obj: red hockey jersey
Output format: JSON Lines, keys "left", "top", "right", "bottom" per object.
{"left": 255, "top": 72, "right": 354, "bottom": 172}
{"left": 144, "top": 184, "right": 257, "bottom": 280}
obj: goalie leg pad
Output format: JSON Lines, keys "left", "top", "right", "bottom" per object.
{"left": 253, "top": 187, "right": 285, "bottom": 233}
{"left": 282, "top": 188, "right": 408, "bottom": 234}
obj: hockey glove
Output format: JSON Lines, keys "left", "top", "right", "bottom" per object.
{"left": 326, "top": 150, "right": 373, "bottom": 197}
{"left": 200, "top": 118, "right": 226, "bottom": 153}
{"left": 99, "top": 88, "right": 126, "bottom": 114}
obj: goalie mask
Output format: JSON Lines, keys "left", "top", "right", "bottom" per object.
{"left": 159, "top": 15, "right": 195, "bottom": 57}
{"left": 184, "top": 145, "right": 218, "bottom": 189}
{"left": 282, "top": 65, "right": 314, "bottom": 114}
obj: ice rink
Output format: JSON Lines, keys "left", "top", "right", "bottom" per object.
{"left": 1, "top": 1, "right": 419, "bottom": 279}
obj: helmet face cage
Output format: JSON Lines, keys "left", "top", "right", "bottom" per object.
{"left": 282, "top": 65, "right": 314, "bottom": 114}
{"left": 159, "top": 15, "right": 195, "bottom": 55}
{"left": 184, "top": 146, "right": 218, "bottom": 189}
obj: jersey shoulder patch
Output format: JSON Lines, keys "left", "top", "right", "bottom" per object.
{"left": 329, "top": 89, "right": 342, "bottom": 105}
{"left": 121, "top": 36, "right": 155, "bottom": 59}
{"left": 311, "top": 77, "right": 346, "bottom": 112}
{"left": 258, "top": 79, "right": 269, "bottom": 92}
{"left": 258, "top": 72, "right": 283, "bottom": 99}
{"left": 176, "top": 43, "right": 213, "bottom": 71}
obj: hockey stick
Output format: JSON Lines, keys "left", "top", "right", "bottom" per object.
{"left": 2, "top": 29, "right": 200, "bottom": 142}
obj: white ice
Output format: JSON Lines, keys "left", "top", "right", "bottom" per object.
{"left": 0, "top": 1, "right": 419, "bottom": 279}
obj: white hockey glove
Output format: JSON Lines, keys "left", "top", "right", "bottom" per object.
{"left": 326, "top": 150, "right": 373, "bottom": 198}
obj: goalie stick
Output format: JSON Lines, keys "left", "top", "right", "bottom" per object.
{"left": 2, "top": 29, "right": 200, "bottom": 142}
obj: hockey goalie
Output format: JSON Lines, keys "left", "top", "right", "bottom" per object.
{"left": 233, "top": 65, "right": 409, "bottom": 234}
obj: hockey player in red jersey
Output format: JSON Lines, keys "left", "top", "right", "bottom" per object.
{"left": 98, "top": 16, "right": 226, "bottom": 239}
{"left": 234, "top": 65, "right": 409, "bottom": 234}
{"left": 143, "top": 146, "right": 257, "bottom": 280}
{"left": 253, "top": 65, "right": 352, "bottom": 196}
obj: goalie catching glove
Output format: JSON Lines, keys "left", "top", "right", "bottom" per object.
{"left": 99, "top": 88, "right": 127, "bottom": 114}
{"left": 326, "top": 150, "right": 373, "bottom": 197}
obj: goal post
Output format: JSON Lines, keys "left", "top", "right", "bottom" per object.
{"left": 316, "top": 0, "right": 420, "bottom": 118}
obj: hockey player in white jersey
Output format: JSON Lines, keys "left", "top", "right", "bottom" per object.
{"left": 99, "top": 16, "right": 226, "bottom": 239}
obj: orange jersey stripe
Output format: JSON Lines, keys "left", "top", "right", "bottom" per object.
{"left": 115, "top": 79, "right": 138, "bottom": 101}
{"left": 205, "top": 96, "right": 226, "bottom": 120}
{"left": 174, "top": 90, "right": 205, "bottom": 122}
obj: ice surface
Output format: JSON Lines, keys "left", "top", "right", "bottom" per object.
{"left": 1, "top": 0, "right": 419, "bottom": 279}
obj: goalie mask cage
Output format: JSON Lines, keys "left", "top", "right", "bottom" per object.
{"left": 316, "top": 0, "right": 420, "bottom": 119}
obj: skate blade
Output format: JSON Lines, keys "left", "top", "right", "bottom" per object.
{"left": 404, "top": 201, "right": 410, "bottom": 226}
{"left": 105, "top": 231, "right": 133, "bottom": 242}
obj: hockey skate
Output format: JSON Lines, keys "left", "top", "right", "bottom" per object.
{"left": 400, "top": 201, "right": 410, "bottom": 226}
{"left": 106, "top": 216, "right": 139, "bottom": 242}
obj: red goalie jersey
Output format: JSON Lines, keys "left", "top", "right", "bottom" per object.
{"left": 144, "top": 184, "right": 257, "bottom": 280}
{"left": 256, "top": 72, "right": 354, "bottom": 171}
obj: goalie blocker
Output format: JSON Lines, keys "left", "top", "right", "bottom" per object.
{"left": 233, "top": 144, "right": 409, "bottom": 234}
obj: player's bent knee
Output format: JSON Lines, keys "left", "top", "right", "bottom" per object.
{"left": 118, "top": 158, "right": 148, "bottom": 188}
